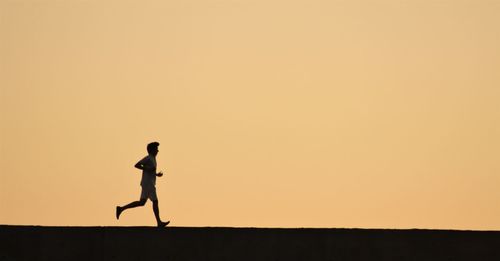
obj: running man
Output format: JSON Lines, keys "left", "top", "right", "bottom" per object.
{"left": 116, "top": 142, "right": 170, "bottom": 227}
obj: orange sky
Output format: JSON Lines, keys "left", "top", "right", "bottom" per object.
{"left": 1, "top": 0, "right": 499, "bottom": 230}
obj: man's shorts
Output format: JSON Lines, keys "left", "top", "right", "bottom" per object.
{"left": 140, "top": 185, "right": 158, "bottom": 201}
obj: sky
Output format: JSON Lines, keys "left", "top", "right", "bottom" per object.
{"left": 1, "top": 0, "right": 499, "bottom": 230}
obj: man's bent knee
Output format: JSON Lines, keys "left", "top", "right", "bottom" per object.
{"left": 139, "top": 199, "right": 147, "bottom": 206}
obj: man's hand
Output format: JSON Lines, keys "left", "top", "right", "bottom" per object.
{"left": 156, "top": 171, "right": 164, "bottom": 177}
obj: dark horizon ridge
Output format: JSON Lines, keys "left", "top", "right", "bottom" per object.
{"left": 2, "top": 224, "right": 499, "bottom": 232}
{"left": 2, "top": 225, "right": 500, "bottom": 261}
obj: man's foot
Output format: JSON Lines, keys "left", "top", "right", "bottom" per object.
{"left": 116, "top": 206, "right": 122, "bottom": 220}
{"left": 157, "top": 221, "right": 170, "bottom": 228}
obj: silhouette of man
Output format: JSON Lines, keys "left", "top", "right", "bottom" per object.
{"left": 116, "top": 142, "right": 170, "bottom": 227}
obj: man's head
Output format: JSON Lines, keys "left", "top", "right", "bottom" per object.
{"left": 147, "top": 142, "right": 160, "bottom": 156}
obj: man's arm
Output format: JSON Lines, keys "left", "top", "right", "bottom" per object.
{"left": 134, "top": 161, "right": 145, "bottom": 170}
{"left": 135, "top": 158, "right": 154, "bottom": 171}
{"left": 135, "top": 157, "right": 163, "bottom": 177}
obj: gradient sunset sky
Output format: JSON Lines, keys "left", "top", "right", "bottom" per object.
{"left": 1, "top": 0, "right": 499, "bottom": 230}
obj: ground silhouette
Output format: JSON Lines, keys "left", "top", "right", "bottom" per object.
{"left": 1, "top": 225, "right": 500, "bottom": 261}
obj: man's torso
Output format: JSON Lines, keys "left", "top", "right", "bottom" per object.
{"left": 140, "top": 155, "right": 157, "bottom": 187}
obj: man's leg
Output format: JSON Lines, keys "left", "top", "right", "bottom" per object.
{"left": 116, "top": 198, "right": 147, "bottom": 219}
{"left": 152, "top": 200, "right": 169, "bottom": 227}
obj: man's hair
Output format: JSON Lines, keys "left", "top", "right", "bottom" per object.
{"left": 147, "top": 142, "right": 160, "bottom": 154}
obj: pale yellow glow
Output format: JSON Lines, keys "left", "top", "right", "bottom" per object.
{"left": 1, "top": 0, "right": 499, "bottom": 229}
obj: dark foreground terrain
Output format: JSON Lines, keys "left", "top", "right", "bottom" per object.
{"left": 1, "top": 225, "right": 500, "bottom": 261}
